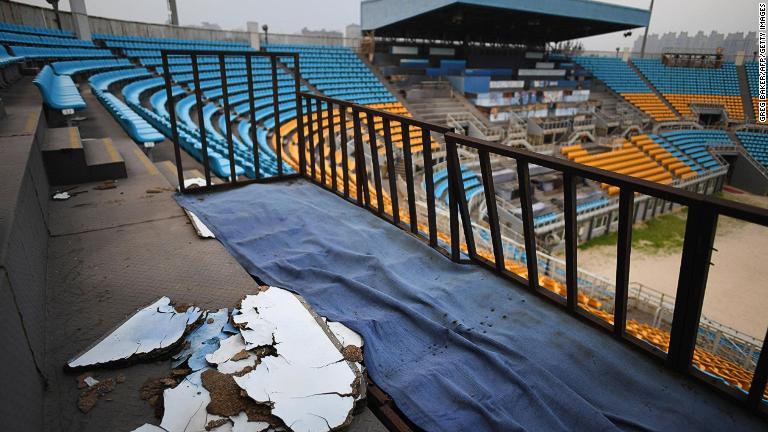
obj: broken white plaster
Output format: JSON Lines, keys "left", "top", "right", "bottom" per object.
{"left": 230, "top": 412, "right": 269, "bottom": 432}
{"left": 52, "top": 192, "right": 70, "bottom": 200}
{"left": 184, "top": 210, "right": 215, "bottom": 239}
{"left": 183, "top": 177, "right": 207, "bottom": 189}
{"left": 326, "top": 321, "right": 363, "bottom": 348}
{"left": 160, "top": 369, "right": 230, "bottom": 432}
{"left": 204, "top": 333, "right": 259, "bottom": 375}
{"left": 67, "top": 297, "right": 202, "bottom": 369}
{"left": 232, "top": 288, "right": 358, "bottom": 432}
{"left": 83, "top": 376, "right": 100, "bottom": 387}
{"left": 233, "top": 296, "right": 277, "bottom": 349}
{"left": 131, "top": 424, "right": 167, "bottom": 432}
{"left": 173, "top": 309, "right": 230, "bottom": 371}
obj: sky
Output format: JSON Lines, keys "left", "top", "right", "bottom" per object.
{"left": 12, "top": 0, "right": 758, "bottom": 51}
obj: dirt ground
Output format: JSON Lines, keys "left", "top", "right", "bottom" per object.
{"left": 578, "top": 191, "right": 768, "bottom": 340}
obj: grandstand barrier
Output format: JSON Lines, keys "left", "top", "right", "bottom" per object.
{"left": 160, "top": 47, "right": 768, "bottom": 413}
{"left": 160, "top": 48, "right": 304, "bottom": 191}
{"left": 293, "top": 92, "right": 768, "bottom": 413}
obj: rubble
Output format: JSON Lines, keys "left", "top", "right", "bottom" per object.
{"left": 67, "top": 297, "right": 203, "bottom": 370}
{"left": 70, "top": 288, "right": 364, "bottom": 431}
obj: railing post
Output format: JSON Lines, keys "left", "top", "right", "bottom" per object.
{"left": 445, "top": 137, "right": 461, "bottom": 261}
{"left": 270, "top": 55, "right": 282, "bottom": 176}
{"left": 161, "top": 51, "right": 185, "bottom": 192}
{"left": 401, "top": 124, "right": 418, "bottom": 234}
{"left": 422, "top": 127, "right": 438, "bottom": 247}
{"left": 478, "top": 149, "right": 504, "bottom": 272}
{"left": 339, "top": 106, "right": 350, "bottom": 198}
{"left": 218, "top": 53, "right": 237, "bottom": 183}
{"left": 667, "top": 204, "right": 718, "bottom": 372}
{"left": 351, "top": 108, "right": 368, "bottom": 206}
{"left": 293, "top": 54, "right": 306, "bottom": 177}
{"left": 563, "top": 172, "right": 578, "bottom": 308}
{"left": 246, "top": 53, "right": 260, "bottom": 179}
{"left": 516, "top": 160, "right": 539, "bottom": 290}
{"left": 747, "top": 328, "right": 768, "bottom": 408}
{"left": 190, "top": 53, "right": 211, "bottom": 186}
{"left": 305, "top": 96, "right": 316, "bottom": 180}
{"left": 614, "top": 188, "right": 634, "bottom": 337}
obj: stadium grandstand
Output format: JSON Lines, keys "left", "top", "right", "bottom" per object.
{"left": 0, "top": 0, "right": 766, "bottom": 431}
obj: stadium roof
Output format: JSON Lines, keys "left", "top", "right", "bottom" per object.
{"left": 360, "top": 0, "right": 650, "bottom": 44}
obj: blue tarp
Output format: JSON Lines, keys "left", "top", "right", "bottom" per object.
{"left": 176, "top": 180, "right": 766, "bottom": 432}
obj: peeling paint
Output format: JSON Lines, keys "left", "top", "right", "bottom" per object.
{"left": 67, "top": 297, "right": 202, "bottom": 370}
{"left": 233, "top": 288, "right": 358, "bottom": 432}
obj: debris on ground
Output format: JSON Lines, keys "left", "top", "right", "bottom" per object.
{"left": 52, "top": 191, "right": 71, "bottom": 200}
{"left": 66, "top": 297, "right": 203, "bottom": 370}
{"left": 184, "top": 210, "right": 215, "bottom": 239}
{"left": 77, "top": 376, "right": 118, "bottom": 413}
{"left": 93, "top": 180, "right": 118, "bottom": 190}
{"left": 69, "top": 288, "right": 364, "bottom": 432}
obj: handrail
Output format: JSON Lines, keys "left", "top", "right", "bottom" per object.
{"left": 164, "top": 51, "right": 768, "bottom": 412}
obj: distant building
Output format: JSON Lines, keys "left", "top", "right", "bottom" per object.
{"left": 632, "top": 31, "right": 757, "bottom": 56}
{"left": 300, "top": 27, "right": 343, "bottom": 38}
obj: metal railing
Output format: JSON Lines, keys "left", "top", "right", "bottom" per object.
{"left": 161, "top": 50, "right": 768, "bottom": 413}
{"left": 296, "top": 92, "right": 768, "bottom": 412}
{"left": 160, "top": 49, "right": 305, "bottom": 193}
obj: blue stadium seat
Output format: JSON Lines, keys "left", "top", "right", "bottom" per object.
{"left": 32, "top": 65, "right": 86, "bottom": 110}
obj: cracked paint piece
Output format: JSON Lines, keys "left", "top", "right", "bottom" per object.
{"left": 173, "top": 309, "right": 230, "bottom": 371}
{"left": 84, "top": 376, "right": 100, "bottom": 387}
{"left": 233, "top": 288, "right": 359, "bottom": 432}
{"left": 185, "top": 210, "right": 215, "bottom": 239}
{"left": 160, "top": 369, "right": 229, "bottom": 432}
{"left": 131, "top": 424, "right": 167, "bottom": 432}
{"left": 230, "top": 412, "right": 269, "bottom": 432}
{"left": 67, "top": 297, "right": 203, "bottom": 370}
{"left": 326, "top": 321, "right": 363, "bottom": 348}
{"left": 205, "top": 334, "right": 258, "bottom": 375}
{"left": 233, "top": 297, "right": 277, "bottom": 349}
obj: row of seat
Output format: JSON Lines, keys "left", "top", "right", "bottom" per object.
{"left": 735, "top": 131, "right": 768, "bottom": 168}
{"left": 0, "top": 21, "right": 73, "bottom": 37}
{"left": 51, "top": 58, "right": 133, "bottom": 75}
{"left": 0, "top": 30, "right": 95, "bottom": 47}
{"left": 32, "top": 65, "right": 86, "bottom": 110}
{"left": 9, "top": 45, "right": 113, "bottom": 59}
{"left": 561, "top": 141, "right": 677, "bottom": 195}
{"left": 87, "top": 67, "right": 165, "bottom": 144}
{"left": 653, "top": 130, "right": 732, "bottom": 172}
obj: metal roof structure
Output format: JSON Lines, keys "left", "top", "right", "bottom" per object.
{"left": 361, "top": 0, "right": 651, "bottom": 44}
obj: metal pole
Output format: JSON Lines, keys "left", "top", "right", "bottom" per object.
{"left": 640, "top": 0, "right": 655, "bottom": 59}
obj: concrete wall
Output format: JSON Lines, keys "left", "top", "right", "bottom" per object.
{"left": 0, "top": 1, "right": 362, "bottom": 47}
{"left": 0, "top": 113, "right": 50, "bottom": 432}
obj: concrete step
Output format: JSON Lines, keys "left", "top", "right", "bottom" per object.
{"left": 154, "top": 159, "right": 207, "bottom": 189}
{"left": 83, "top": 137, "right": 127, "bottom": 181}
{"left": 41, "top": 126, "right": 89, "bottom": 185}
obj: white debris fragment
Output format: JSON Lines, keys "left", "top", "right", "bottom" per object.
{"left": 205, "top": 333, "right": 258, "bottom": 375}
{"left": 160, "top": 369, "right": 229, "bottom": 432}
{"left": 232, "top": 288, "right": 358, "bottom": 432}
{"left": 327, "top": 321, "right": 363, "bottom": 348}
{"left": 230, "top": 412, "right": 269, "bottom": 432}
{"left": 233, "top": 296, "right": 276, "bottom": 349}
{"left": 131, "top": 424, "right": 167, "bottom": 432}
{"left": 67, "top": 297, "right": 203, "bottom": 369}
{"left": 183, "top": 177, "right": 207, "bottom": 188}
{"left": 173, "top": 309, "right": 230, "bottom": 371}
{"left": 52, "top": 192, "right": 71, "bottom": 200}
{"left": 83, "top": 376, "right": 100, "bottom": 387}
{"left": 184, "top": 210, "right": 215, "bottom": 239}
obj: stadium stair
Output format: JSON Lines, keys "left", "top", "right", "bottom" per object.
{"left": 737, "top": 64, "right": 755, "bottom": 123}
{"left": 41, "top": 126, "right": 126, "bottom": 185}
{"left": 627, "top": 59, "right": 681, "bottom": 118}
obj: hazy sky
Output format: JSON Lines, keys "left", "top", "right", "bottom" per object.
{"left": 13, "top": 0, "right": 758, "bottom": 51}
